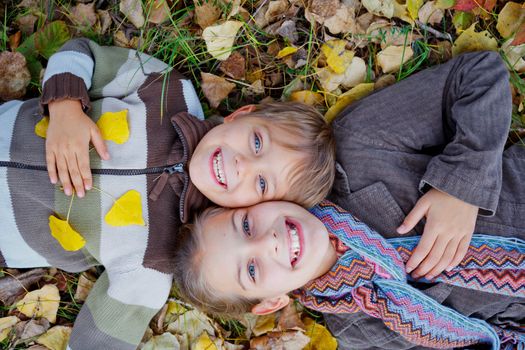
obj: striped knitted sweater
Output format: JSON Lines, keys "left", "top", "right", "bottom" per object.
{"left": 0, "top": 39, "right": 216, "bottom": 349}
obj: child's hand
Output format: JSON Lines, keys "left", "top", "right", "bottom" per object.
{"left": 396, "top": 188, "right": 478, "bottom": 280}
{"left": 46, "top": 99, "right": 110, "bottom": 198}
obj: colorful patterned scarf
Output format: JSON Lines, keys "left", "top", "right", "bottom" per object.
{"left": 294, "top": 200, "right": 525, "bottom": 350}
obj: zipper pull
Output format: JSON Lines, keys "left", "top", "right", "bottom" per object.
{"left": 164, "top": 163, "right": 184, "bottom": 174}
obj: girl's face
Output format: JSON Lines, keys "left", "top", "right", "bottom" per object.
{"left": 198, "top": 201, "right": 337, "bottom": 301}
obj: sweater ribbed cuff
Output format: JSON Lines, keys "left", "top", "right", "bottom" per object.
{"left": 40, "top": 73, "right": 91, "bottom": 115}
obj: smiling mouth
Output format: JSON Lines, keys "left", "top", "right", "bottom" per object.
{"left": 286, "top": 219, "right": 303, "bottom": 268}
{"left": 211, "top": 148, "right": 227, "bottom": 188}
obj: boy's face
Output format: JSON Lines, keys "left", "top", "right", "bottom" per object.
{"left": 189, "top": 109, "right": 305, "bottom": 207}
{"left": 199, "top": 201, "right": 336, "bottom": 301}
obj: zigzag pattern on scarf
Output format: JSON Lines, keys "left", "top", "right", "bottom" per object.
{"left": 294, "top": 200, "right": 525, "bottom": 350}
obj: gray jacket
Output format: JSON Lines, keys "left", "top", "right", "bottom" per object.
{"left": 327, "top": 51, "right": 525, "bottom": 349}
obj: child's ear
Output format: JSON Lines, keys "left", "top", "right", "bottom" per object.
{"left": 251, "top": 295, "right": 290, "bottom": 315}
{"left": 224, "top": 105, "right": 256, "bottom": 123}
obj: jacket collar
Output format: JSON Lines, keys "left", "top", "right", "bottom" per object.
{"left": 148, "top": 112, "right": 220, "bottom": 223}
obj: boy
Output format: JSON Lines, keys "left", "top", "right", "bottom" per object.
{"left": 325, "top": 50, "right": 525, "bottom": 349}
{"left": 172, "top": 200, "right": 525, "bottom": 349}
{"left": 0, "top": 38, "right": 335, "bottom": 349}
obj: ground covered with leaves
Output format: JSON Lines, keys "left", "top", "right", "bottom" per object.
{"left": 1, "top": 0, "right": 525, "bottom": 349}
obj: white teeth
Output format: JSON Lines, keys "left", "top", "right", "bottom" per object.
{"left": 213, "top": 152, "right": 226, "bottom": 184}
{"left": 289, "top": 225, "right": 300, "bottom": 259}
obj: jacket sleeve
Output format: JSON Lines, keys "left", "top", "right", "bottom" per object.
{"left": 67, "top": 270, "right": 172, "bottom": 350}
{"left": 332, "top": 51, "right": 511, "bottom": 216}
{"left": 40, "top": 38, "right": 204, "bottom": 120}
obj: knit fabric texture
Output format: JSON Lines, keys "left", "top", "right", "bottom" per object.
{"left": 294, "top": 200, "right": 525, "bottom": 350}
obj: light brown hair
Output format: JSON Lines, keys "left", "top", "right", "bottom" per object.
{"left": 173, "top": 207, "right": 260, "bottom": 319}
{"left": 246, "top": 101, "right": 335, "bottom": 208}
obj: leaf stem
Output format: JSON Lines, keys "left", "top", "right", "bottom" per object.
{"left": 66, "top": 192, "right": 75, "bottom": 222}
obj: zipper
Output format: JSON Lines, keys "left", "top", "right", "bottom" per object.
{"left": 170, "top": 119, "right": 190, "bottom": 220}
{"left": 0, "top": 161, "right": 184, "bottom": 176}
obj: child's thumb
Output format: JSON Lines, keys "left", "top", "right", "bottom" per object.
{"left": 91, "top": 128, "right": 110, "bottom": 160}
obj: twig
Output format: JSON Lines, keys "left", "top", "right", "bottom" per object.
{"left": 416, "top": 20, "right": 453, "bottom": 42}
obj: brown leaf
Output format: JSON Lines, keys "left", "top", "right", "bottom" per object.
{"left": 374, "top": 74, "right": 396, "bottom": 90}
{"left": 9, "top": 31, "right": 21, "bottom": 50}
{"left": 150, "top": 304, "right": 168, "bottom": 334}
{"left": 120, "top": 0, "right": 145, "bottom": 28}
{"left": 16, "top": 14, "right": 38, "bottom": 36}
{"left": 0, "top": 52, "right": 31, "bottom": 101}
{"left": 277, "top": 20, "right": 298, "bottom": 43}
{"left": 201, "top": 72, "right": 236, "bottom": 108}
{"left": 96, "top": 10, "right": 113, "bottom": 35}
{"left": 309, "top": 0, "right": 339, "bottom": 18}
{"left": 265, "top": 0, "right": 290, "bottom": 23}
{"left": 277, "top": 302, "right": 304, "bottom": 331}
{"left": 0, "top": 269, "right": 46, "bottom": 306}
{"left": 250, "top": 330, "right": 310, "bottom": 350}
{"left": 74, "top": 272, "right": 96, "bottom": 302}
{"left": 306, "top": 0, "right": 357, "bottom": 34}
{"left": 512, "top": 25, "right": 525, "bottom": 46}
{"left": 147, "top": 0, "right": 171, "bottom": 24}
{"left": 194, "top": 0, "right": 222, "bottom": 29}
{"left": 219, "top": 51, "right": 246, "bottom": 79}
{"left": 36, "top": 326, "right": 72, "bottom": 350}
{"left": 14, "top": 319, "right": 50, "bottom": 342}
{"left": 70, "top": 2, "right": 98, "bottom": 27}
{"left": 417, "top": 1, "right": 443, "bottom": 25}
{"left": 496, "top": 2, "right": 525, "bottom": 39}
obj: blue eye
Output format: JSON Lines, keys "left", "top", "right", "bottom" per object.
{"left": 248, "top": 261, "right": 256, "bottom": 281}
{"left": 254, "top": 133, "right": 262, "bottom": 153}
{"left": 242, "top": 215, "right": 251, "bottom": 236}
{"left": 258, "top": 175, "right": 266, "bottom": 194}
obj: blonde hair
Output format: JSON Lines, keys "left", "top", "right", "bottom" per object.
{"left": 247, "top": 101, "right": 335, "bottom": 208}
{"left": 173, "top": 207, "right": 260, "bottom": 319}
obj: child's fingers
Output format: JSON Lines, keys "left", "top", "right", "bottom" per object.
{"left": 397, "top": 200, "right": 429, "bottom": 234}
{"left": 422, "top": 238, "right": 458, "bottom": 279}
{"left": 77, "top": 150, "right": 92, "bottom": 192}
{"left": 65, "top": 153, "right": 85, "bottom": 198}
{"left": 90, "top": 127, "right": 109, "bottom": 161}
{"left": 410, "top": 234, "right": 449, "bottom": 278}
{"left": 56, "top": 155, "right": 73, "bottom": 196}
{"left": 405, "top": 225, "right": 437, "bottom": 273}
{"left": 447, "top": 235, "right": 470, "bottom": 271}
{"left": 46, "top": 150, "right": 58, "bottom": 184}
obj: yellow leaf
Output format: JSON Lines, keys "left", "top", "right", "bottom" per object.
{"left": 37, "top": 326, "right": 72, "bottom": 350}
{"left": 193, "top": 332, "right": 218, "bottom": 350}
{"left": 325, "top": 83, "right": 374, "bottom": 123}
{"left": 96, "top": 109, "right": 129, "bottom": 144}
{"left": 321, "top": 40, "right": 354, "bottom": 74}
{"left": 203, "top": 21, "right": 243, "bottom": 61}
{"left": 49, "top": 215, "right": 86, "bottom": 251}
{"left": 496, "top": 2, "right": 525, "bottom": 39}
{"left": 105, "top": 190, "right": 145, "bottom": 226}
{"left": 303, "top": 317, "right": 338, "bottom": 350}
{"left": 35, "top": 116, "right": 49, "bottom": 138}
{"left": 393, "top": 2, "right": 414, "bottom": 24}
{"left": 290, "top": 91, "right": 324, "bottom": 106}
{"left": 16, "top": 285, "right": 60, "bottom": 323}
{"left": 452, "top": 24, "right": 498, "bottom": 57}
{"left": 0, "top": 316, "right": 19, "bottom": 342}
{"left": 362, "top": 0, "right": 395, "bottom": 18}
{"left": 377, "top": 45, "right": 414, "bottom": 73}
{"left": 276, "top": 46, "right": 298, "bottom": 59}
{"left": 407, "top": 0, "right": 423, "bottom": 20}
{"left": 252, "top": 313, "right": 276, "bottom": 336}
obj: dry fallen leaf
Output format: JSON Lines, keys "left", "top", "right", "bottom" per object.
{"left": 120, "top": 0, "right": 145, "bottom": 28}
{"left": 502, "top": 39, "right": 525, "bottom": 73}
{"left": 0, "top": 316, "right": 19, "bottom": 342}
{"left": 16, "top": 14, "right": 38, "bottom": 36}
{"left": 325, "top": 83, "right": 375, "bottom": 123}
{"left": 277, "top": 302, "right": 304, "bottom": 331}
{"left": 496, "top": 2, "right": 525, "bottom": 39}
{"left": 96, "top": 109, "right": 130, "bottom": 144}
{"left": 105, "top": 190, "right": 145, "bottom": 226}
{"left": 16, "top": 285, "right": 60, "bottom": 324}
{"left": 0, "top": 269, "right": 46, "bottom": 305}
{"left": 252, "top": 313, "right": 276, "bottom": 336}
{"left": 306, "top": 0, "right": 357, "bottom": 34}
{"left": 96, "top": 10, "right": 112, "bottom": 35}
{"left": 193, "top": 332, "right": 218, "bottom": 350}
{"left": 36, "top": 326, "right": 72, "bottom": 350}
{"left": 316, "top": 56, "right": 367, "bottom": 91}
{"left": 303, "top": 317, "right": 337, "bottom": 350}
{"left": 74, "top": 272, "right": 96, "bottom": 302}
{"left": 321, "top": 40, "right": 354, "bottom": 74}
{"left": 277, "top": 46, "right": 299, "bottom": 59}
{"left": 0, "top": 51, "right": 31, "bottom": 100}
{"left": 290, "top": 91, "right": 324, "bottom": 106}
{"left": 15, "top": 319, "right": 50, "bottom": 342}
{"left": 418, "top": 1, "right": 443, "bottom": 25}
{"left": 146, "top": 0, "right": 171, "bottom": 24}
{"left": 35, "top": 116, "right": 49, "bottom": 138}
{"left": 201, "top": 72, "right": 236, "bottom": 108}
{"left": 219, "top": 51, "right": 246, "bottom": 79}
{"left": 70, "top": 3, "right": 98, "bottom": 28}
{"left": 512, "top": 24, "right": 525, "bottom": 46}
{"left": 362, "top": 0, "right": 395, "bottom": 19}
{"left": 250, "top": 330, "right": 310, "bottom": 350}
{"left": 203, "top": 21, "right": 243, "bottom": 61}
{"left": 452, "top": 23, "right": 498, "bottom": 56}
{"left": 194, "top": 0, "right": 222, "bottom": 29}
{"left": 265, "top": 0, "right": 289, "bottom": 23}
{"left": 407, "top": 0, "right": 423, "bottom": 20}
{"left": 49, "top": 215, "right": 86, "bottom": 251}
{"left": 166, "top": 309, "right": 215, "bottom": 343}
{"left": 377, "top": 45, "right": 414, "bottom": 73}
{"left": 142, "top": 332, "right": 181, "bottom": 350}
{"left": 453, "top": 0, "right": 496, "bottom": 12}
